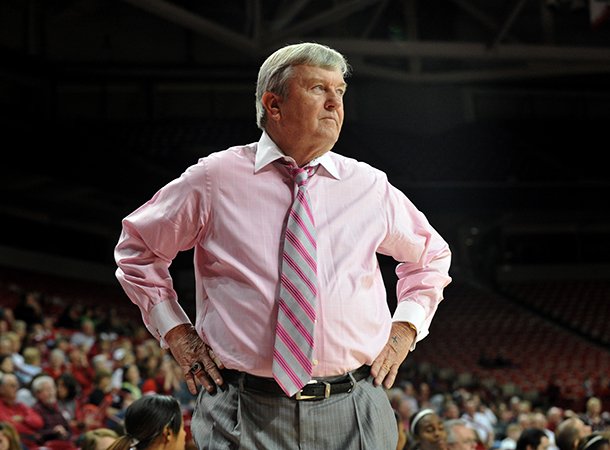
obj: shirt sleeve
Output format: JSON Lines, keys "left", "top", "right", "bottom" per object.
{"left": 377, "top": 177, "right": 452, "bottom": 349}
{"left": 114, "top": 162, "right": 208, "bottom": 346}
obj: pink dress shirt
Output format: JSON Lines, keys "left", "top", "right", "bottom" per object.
{"left": 115, "top": 131, "right": 452, "bottom": 377}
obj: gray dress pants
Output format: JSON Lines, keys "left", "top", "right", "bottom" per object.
{"left": 190, "top": 375, "right": 398, "bottom": 450}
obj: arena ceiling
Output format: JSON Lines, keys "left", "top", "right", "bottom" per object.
{"left": 1, "top": 0, "right": 610, "bottom": 267}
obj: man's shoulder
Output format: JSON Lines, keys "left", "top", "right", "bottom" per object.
{"left": 329, "top": 152, "right": 388, "bottom": 179}
{"left": 189, "top": 142, "right": 257, "bottom": 170}
{"left": 181, "top": 142, "right": 257, "bottom": 178}
{"left": 204, "top": 142, "right": 258, "bottom": 162}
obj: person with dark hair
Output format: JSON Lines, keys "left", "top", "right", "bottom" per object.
{"left": 409, "top": 409, "right": 448, "bottom": 450}
{"left": 56, "top": 373, "right": 80, "bottom": 426}
{"left": 516, "top": 428, "right": 551, "bottom": 450}
{"left": 106, "top": 394, "right": 185, "bottom": 450}
{"left": 12, "top": 291, "right": 43, "bottom": 331}
{"left": 577, "top": 434, "right": 610, "bottom": 450}
{"left": 115, "top": 41, "right": 452, "bottom": 449}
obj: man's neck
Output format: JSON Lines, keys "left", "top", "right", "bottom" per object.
{"left": 266, "top": 130, "right": 328, "bottom": 167}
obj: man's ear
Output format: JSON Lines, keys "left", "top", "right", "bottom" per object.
{"left": 261, "top": 92, "right": 281, "bottom": 121}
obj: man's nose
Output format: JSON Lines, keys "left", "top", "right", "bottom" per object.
{"left": 325, "top": 91, "right": 343, "bottom": 108}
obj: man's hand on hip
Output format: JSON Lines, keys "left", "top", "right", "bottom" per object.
{"left": 370, "top": 321, "right": 416, "bottom": 389}
{"left": 164, "top": 323, "right": 225, "bottom": 395}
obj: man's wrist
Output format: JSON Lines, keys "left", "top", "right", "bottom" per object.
{"left": 404, "top": 321, "right": 417, "bottom": 336}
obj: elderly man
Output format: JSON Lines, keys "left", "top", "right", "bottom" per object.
{"left": 31, "top": 375, "right": 73, "bottom": 445}
{"left": 115, "top": 41, "right": 452, "bottom": 449}
{"left": 0, "top": 372, "right": 44, "bottom": 447}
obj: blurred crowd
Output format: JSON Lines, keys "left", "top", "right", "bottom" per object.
{"left": 398, "top": 400, "right": 610, "bottom": 450}
{"left": 390, "top": 364, "right": 610, "bottom": 450}
{"left": 0, "top": 287, "right": 196, "bottom": 450}
{"left": 1, "top": 282, "right": 609, "bottom": 450}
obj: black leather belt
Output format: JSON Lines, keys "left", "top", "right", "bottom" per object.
{"left": 222, "top": 365, "right": 371, "bottom": 401}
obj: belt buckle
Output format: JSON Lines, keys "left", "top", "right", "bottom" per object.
{"left": 295, "top": 380, "right": 331, "bottom": 400}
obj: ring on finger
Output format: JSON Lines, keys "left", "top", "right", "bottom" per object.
{"left": 190, "top": 361, "right": 204, "bottom": 374}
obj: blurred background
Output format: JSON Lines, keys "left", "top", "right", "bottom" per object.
{"left": 1, "top": 0, "right": 610, "bottom": 433}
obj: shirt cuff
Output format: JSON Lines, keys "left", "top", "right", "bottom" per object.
{"left": 392, "top": 300, "right": 427, "bottom": 350}
{"left": 149, "top": 301, "right": 191, "bottom": 348}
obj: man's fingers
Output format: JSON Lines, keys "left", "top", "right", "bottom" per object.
{"left": 194, "top": 370, "right": 218, "bottom": 394}
{"left": 201, "top": 358, "right": 223, "bottom": 386}
{"left": 184, "top": 371, "right": 199, "bottom": 395}
{"left": 208, "top": 348, "right": 225, "bottom": 370}
{"left": 383, "top": 365, "right": 398, "bottom": 389}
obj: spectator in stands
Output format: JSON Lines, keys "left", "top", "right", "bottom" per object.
{"left": 11, "top": 322, "right": 27, "bottom": 349}
{"left": 583, "top": 397, "right": 609, "bottom": 432}
{"left": 442, "top": 401, "right": 461, "bottom": 421}
{"left": 70, "top": 319, "right": 97, "bottom": 355}
{"left": 461, "top": 397, "right": 496, "bottom": 448}
{"left": 0, "top": 372, "right": 43, "bottom": 448}
{"left": 44, "top": 348, "right": 68, "bottom": 381}
{"left": 395, "top": 409, "right": 408, "bottom": 450}
{"left": 56, "top": 304, "right": 84, "bottom": 331}
{"left": 396, "top": 396, "right": 418, "bottom": 437}
{"left": 30, "top": 375, "right": 73, "bottom": 445}
{"left": 546, "top": 407, "right": 564, "bottom": 433}
{"left": 0, "top": 308, "right": 15, "bottom": 334}
{"left": 140, "top": 356, "right": 181, "bottom": 396}
{"left": 1, "top": 333, "right": 24, "bottom": 379}
{"left": 16, "top": 347, "right": 42, "bottom": 385}
{"left": 576, "top": 433, "right": 610, "bottom": 450}
{"left": 66, "top": 347, "right": 95, "bottom": 395}
{"left": 106, "top": 394, "right": 185, "bottom": 450}
{"left": 516, "top": 428, "right": 551, "bottom": 450}
{"left": 119, "top": 364, "right": 142, "bottom": 401}
{"left": 445, "top": 419, "right": 478, "bottom": 450}
{"left": 114, "top": 41, "right": 452, "bottom": 449}
{"left": 0, "top": 355, "right": 14, "bottom": 375}
{"left": 87, "top": 369, "right": 113, "bottom": 407}
{"left": 499, "top": 423, "right": 523, "bottom": 450}
{"left": 79, "top": 428, "right": 119, "bottom": 450}
{"left": 56, "top": 373, "right": 80, "bottom": 429}
{"left": 409, "top": 409, "right": 449, "bottom": 450}
{"left": 0, "top": 421, "right": 23, "bottom": 450}
{"left": 106, "top": 388, "right": 137, "bottom": 434}
{"left": 531, "top": 411, "right": 558, "bottom": 450}
{"left": 13, "top": 291, "right": 43, "bottom": 332}
{"left": 556, "top": 417, "right": 592, "bottom": 450}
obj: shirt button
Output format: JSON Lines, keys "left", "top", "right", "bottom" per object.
{"left": 312, "top": 359, "right": 319, "bottom": 366}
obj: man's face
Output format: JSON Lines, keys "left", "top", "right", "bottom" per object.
{"left": 0, "top": 375, "right": 19, "bottom": 404}
{"left": 275, "top": 64, "right": 346, "bottom": 155}
{"left": 36, "top": 381, "right": 57, "bottom": 406}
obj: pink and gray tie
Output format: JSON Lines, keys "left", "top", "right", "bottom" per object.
{"left": 272, "top": 164, "right": 318, "bottom": 397}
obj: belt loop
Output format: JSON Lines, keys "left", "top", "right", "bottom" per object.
{"left": 346, "top": 371, "right": 357, "bottom": 393}
{"left": 237, "top": 372, "right": 246, "bottom": 393}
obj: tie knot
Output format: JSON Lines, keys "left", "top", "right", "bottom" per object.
{"left": 289, "top": 165, "right": 315, "bottom": 187}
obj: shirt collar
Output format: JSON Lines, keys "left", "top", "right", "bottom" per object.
{"left": 254, "top": 131, "right": 340, "bottom": 180}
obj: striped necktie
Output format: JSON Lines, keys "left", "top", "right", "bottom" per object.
{"left": 272, "top": 163, "right": 318, "bottom": 397}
